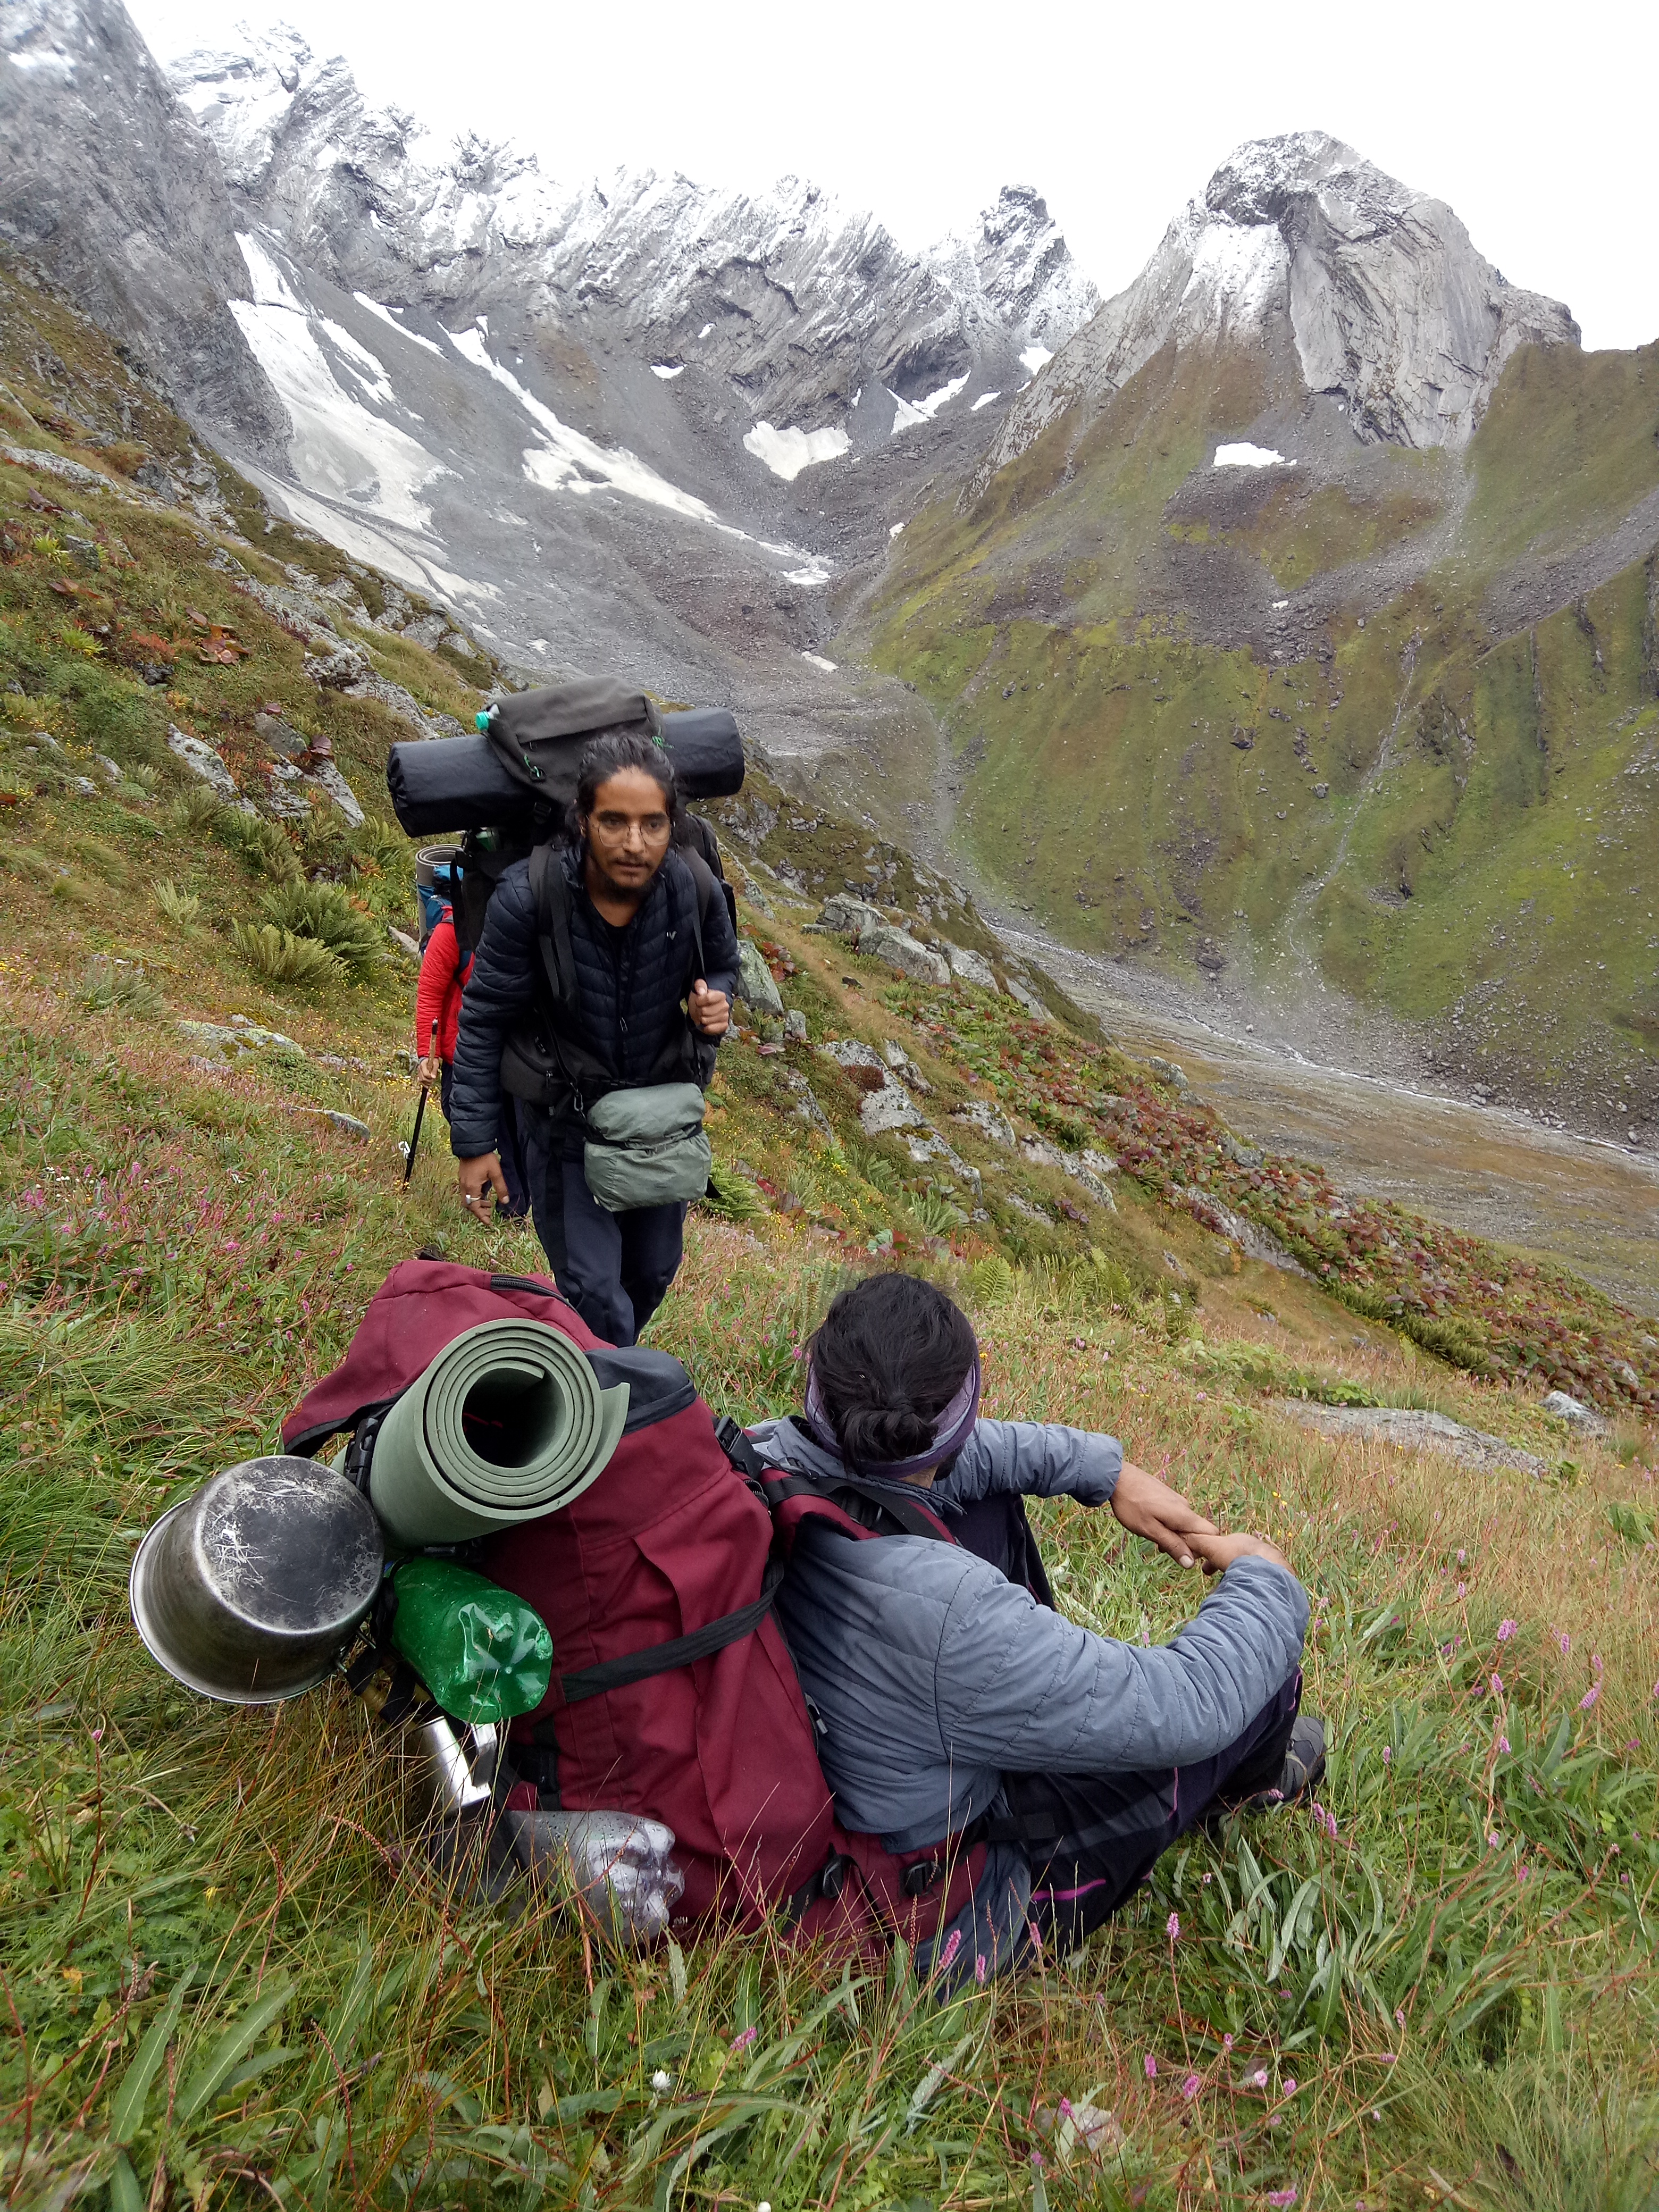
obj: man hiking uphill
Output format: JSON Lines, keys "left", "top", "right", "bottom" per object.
{"left": 449, "top": 731, "right": 737, "bottom": 1345}
{"left": 752, "top": 1272, "right": 1322, "bottom": 1984}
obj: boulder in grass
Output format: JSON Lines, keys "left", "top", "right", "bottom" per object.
{"left": 952, "top": 1098, "right": 1016, "bottom": 1147}
{"left": 166, "top": 725, "right": 239, "bottom": 803}
{"left": 1003, "top": 974, "right": 1050, "bottom": 1023}
{"left": 734, "top": 937, "right": 784, "bottom": 1017}
{"left": 1543, "top": 1389, "right": 1608, "bottom": 1435}
{"left": 818, "top": 893, "right": 885, "bottom": 940}
{"left": 859, "top": 924, "right": 950, "bottom": 988}
{"left": 942, "top": 941, "right": 996, "bottom": 990}
{"left": 860, "top": 1079, "right": 925, "bottom": 1136}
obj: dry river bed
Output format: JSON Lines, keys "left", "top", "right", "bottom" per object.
{"left": 1005, "top": 933, "right": 1659, "bottom": 1319}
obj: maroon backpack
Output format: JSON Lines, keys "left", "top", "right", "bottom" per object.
{"left": 285, "top": 1260, "right": 986, "bottom": 1954}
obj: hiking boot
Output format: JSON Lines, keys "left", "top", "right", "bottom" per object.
{"left": 1204, "top": 1713, "right": 1326, "bottom": 1833}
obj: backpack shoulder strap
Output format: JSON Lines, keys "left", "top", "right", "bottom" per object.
{"left": 712, "top": 1418, "right": 958, "bottom": 1545}
{"left": 529, "top": 840, "right": 578, "bottom": 1017}
{"left": 669, "top": 843, "right": 718, "bottom": 982}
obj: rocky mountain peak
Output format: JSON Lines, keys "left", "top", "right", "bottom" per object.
{"left": 975, "top": 133, "right": 1581, "bottom": 497}
{"left": 1202, "top": 130, "right": 1360, "bottom": 225}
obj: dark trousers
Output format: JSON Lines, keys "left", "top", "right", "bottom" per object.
{"left": 1006, "top": 1674, "right": 1302, "bottom": 1949}
{"left": 947, "top": 1492, "right": 1302, "bottom": 1950}
{"left": 521, "top": 1111, "right": 685, "bottom": 1347}
{"left": 439, "top": 1067, "right": 530, "bottom": 1219}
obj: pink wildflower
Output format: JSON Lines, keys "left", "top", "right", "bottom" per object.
{"left": 1167, "top": 1912, "right": 1180, "bottom": 1940}
{"left": 1284, "top": 2078, "right": 1298, "bottom": 2094}
{"left": 1181, "top": 2073, "right": 1201, "bottom": 2101}
{"left": 1497, "top": 1620, "right": 1517, "bottom": 1642}
{"left": 1058, "top": 2099, "right": 1073, "bottom": 2119}
{"left": 1490, "top": 1673, "right": 1504, "bottom": 1697}
{"left": 1580, "top": 1685, "right": 1599, "bottom": 1710}
{"left": 730, "top": 2026, "right": 757, "bottom": 2051}
{"left": 975, "top": 1954, "right": 988, "bottom": 1985}
{"left": 1144, "top": 2054, "right": 1158, "bottom": 2079}
{"left": 1559, "top": 1632, "right": 1571, "bottom": 1655}
{"left": 1253, "top": 2069, "right": 1269, "bottom": 2088}
{"left": 1267, "top": 2189, "right": 1298, "bottom": 2207}
{"left": 1498, "top": 1736, "right": 1511, "bottom": 1754}
{"left": 1224, "top": 2034, "right": 1234, "bottom": 2050}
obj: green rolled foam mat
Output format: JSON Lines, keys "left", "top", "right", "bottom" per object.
{"left": 369, "top": 1319, "right": 630, "bottom": 1548}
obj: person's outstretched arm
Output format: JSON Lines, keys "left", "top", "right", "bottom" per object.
{"left": 931, "top": 1538, "right": 1309, "bottom": 1775}
{"left": 940, "top": 1423, "right": 1217, "bottom": 1565}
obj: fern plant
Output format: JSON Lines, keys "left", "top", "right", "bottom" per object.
{"left": 153, "top": 879, "right": 200, "bottom": 926}
{"left": 259, "top": 878, "right": 381, "bottom": 978}
{"left": 77, "top": 956, "right": 163, "bottom": 1017}
{"left": 230, "top": 920, "right": 342, "bottom": 987}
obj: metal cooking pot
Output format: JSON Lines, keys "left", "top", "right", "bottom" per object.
{"left": 130, "top": 1456, "right": 384, "bottom": 1704}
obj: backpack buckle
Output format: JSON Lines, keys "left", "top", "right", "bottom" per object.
{"left": 902, "top": 1859, "right": 944, "bottom": 1898}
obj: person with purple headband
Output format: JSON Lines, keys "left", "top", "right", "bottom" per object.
{"left": 750, "top": 1272, "right": 1323, "bottom": 1985}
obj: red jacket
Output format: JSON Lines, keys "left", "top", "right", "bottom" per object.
{"left": 414, "top": 911, "right": 470, "bottom": 1064}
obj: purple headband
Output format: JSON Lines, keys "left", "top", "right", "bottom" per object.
{"left": 804, "top": 1351, "right": 982, "bottom": 1479}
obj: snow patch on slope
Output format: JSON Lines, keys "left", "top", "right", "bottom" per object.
{"left": 743, "top": 420, "right": 851, "bottom": 481}
{"left": 1214, "top": 442, "right": 1292, "bottom": 467}
{"left": 447, "top": 328, "right": 718, "bottom": 522}
{"left": 353, "top": 292, "right": 444, "bottom": 355}
{"left": 229, "top": 233, "right": 448, "bottom": 537}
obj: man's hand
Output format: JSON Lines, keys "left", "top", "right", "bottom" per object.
{"left": 458, "top": 1152, "right": 510, "bottom": 1219}
{"left": 1110, "top": 1460, "right": 1218, "bottom": 1568}
{"left": 417, "top": 1054, "right": 440, "bottom": 1091}
{"left": 1187, "top": 1529, "right": 1292, "bottom": 1576}
{"left": 689, "top": 979, "right": 730, "bottom": 1037}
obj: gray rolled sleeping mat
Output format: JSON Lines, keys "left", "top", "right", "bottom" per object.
{"left": 368, "top": 1319, "right": 630, "bottom": 1547}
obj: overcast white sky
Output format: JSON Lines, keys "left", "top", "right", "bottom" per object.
{"left": 130, "top": 0, "right": 1657, "bottom": 353}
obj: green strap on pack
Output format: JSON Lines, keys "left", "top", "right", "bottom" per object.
{"left": 389, "top": 1559, "right": 552, "bottom": 1725}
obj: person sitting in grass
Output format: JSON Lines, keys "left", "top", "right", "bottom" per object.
{"left": 751, "top": 1271, "right": 1321, "bottom": 1981}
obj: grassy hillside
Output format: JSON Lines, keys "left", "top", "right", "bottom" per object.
{"left": 859, "top": 335, "right": 1659, "bottom": 1136}
{"left": 4, "top": 261, "right": 1659, "bottom": 2209}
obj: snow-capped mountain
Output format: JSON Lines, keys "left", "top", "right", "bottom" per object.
{"left": 169, "top": 25, "right": 1097, "bottom": 459}
{"left": 974, "top": 131, "right": 1579, "bottom": 498}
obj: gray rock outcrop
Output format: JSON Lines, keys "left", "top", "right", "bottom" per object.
{"left": 975, "top": 131, "right": 1578, "bottom": 498}
{"left": 734, "top": 939, "right": 785, "bottom": 1018}
{"left": 0, "top": 0, "right": 286, "bottom": 456}
{"left": 1275, "top": 1401, "right": 1550, "bottom": 1479}
{"left": 858, "top": 925, "right": 950, "bottom": 987}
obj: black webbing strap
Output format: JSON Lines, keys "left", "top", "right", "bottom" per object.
{"left": 710, "top": 1415, "right": 957, "bottom": 1544}
{"left": 764, "top": 1470, "right": 957, "bottom": 1545}
{"left": 554, "top": 1555, "right": 786, "bottom": 1707}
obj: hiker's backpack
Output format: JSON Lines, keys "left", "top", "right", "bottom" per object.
{"left": 283, "top": 1260, "right": 988, "bottom": 1954}
{"left": 384, "top": 677, "right": 744, "bottom": 962}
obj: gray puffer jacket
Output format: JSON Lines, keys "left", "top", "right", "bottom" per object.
{"left": 749, "top": 1412, "right": 1310, "bottom": 1974}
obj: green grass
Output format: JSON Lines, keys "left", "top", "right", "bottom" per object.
{"left": 3, "top": 246, "right": 1658, "bottom": 2212}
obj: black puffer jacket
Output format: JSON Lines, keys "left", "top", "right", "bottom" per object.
{"left": 448, "top": 845, "right": 739, "bottom": 1160}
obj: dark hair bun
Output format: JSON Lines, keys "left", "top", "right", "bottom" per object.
{"left": 810, "top": 1273, "right": 976, "bottom": 1467}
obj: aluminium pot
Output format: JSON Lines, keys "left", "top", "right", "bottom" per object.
{"left": 130, "top": 1456, "right": 384, "bottom": 1704}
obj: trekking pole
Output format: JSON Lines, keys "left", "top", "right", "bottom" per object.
{"left": 403, "top": 1020, "right": 438, "bottom": 1186}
